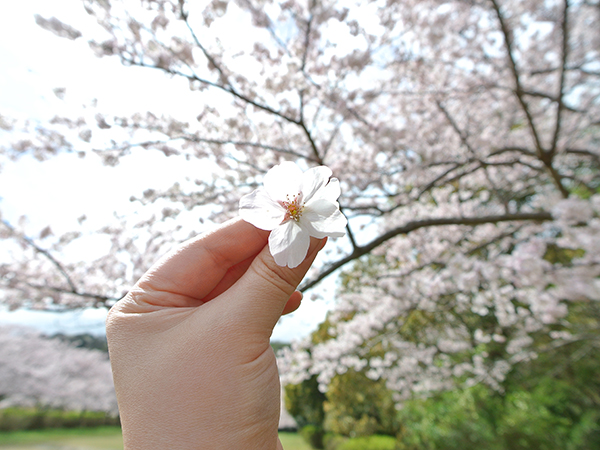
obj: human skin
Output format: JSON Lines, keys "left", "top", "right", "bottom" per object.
{"left": 106, "top": 217, "right": 325, "bottom": 449}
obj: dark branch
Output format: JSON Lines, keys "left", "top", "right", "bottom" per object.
{"left": 180, "top": 6, "right": 230, "bottom": 86}
{"left": 436, "top": 100, "right": 511, "bottom": 211}
{"left": 490, "top": 0, "right": 569, "bottom": 197}
{"left": 521, "top": 90, "right": 581, "bottom": 113}
{"left": 566, "top": 148, "right": 600, "bottom": 166}
{"left": 123, "top": 56, "right": 302, "bottom": 126}
{"left": 6, "top": 279, "right": 122, "bottom": 308}
{"left": 490, "top": 0, "right": 543, "bottom": 153}
{"left": 1, "top": 220, "right": 78, "bottom": 294}
{"left": 299, "top": 211, "right": 553, "bottom": 291}
{"left": 300, "top": 13, "right": 314, "bottom": 73}
{"left": 489, "top": 146, "right": 537, "bottom": 158}
{"left": 179, "top": 135, "right": 319, "bottom": 162}
{"left": 549, "top": 0, "right": 570, "bottom": 158}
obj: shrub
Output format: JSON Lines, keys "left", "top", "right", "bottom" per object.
{"left": 0, "top": 407, "right": 34, "bottom": 432}
{"left": 323, "top": 433, "right": 347, "bottom": 450}
{"left": 300, "top": 424, "right": 325, "bottom": 449}
{"left": 0, "top": 407, "right": 119, "bottom": 431}
{"left": 324, "top": 369, "right": 400, "bottom": 437}
{"left": 285, "top": 375, "right": 326, "bottom": 430}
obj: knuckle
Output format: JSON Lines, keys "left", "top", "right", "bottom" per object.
{"left": 252, "top": 254, "right": 299, "bottom": 298}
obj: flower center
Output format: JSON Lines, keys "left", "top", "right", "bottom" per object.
{"left": 283, "top": 193, "right": 304, "bottom": 222}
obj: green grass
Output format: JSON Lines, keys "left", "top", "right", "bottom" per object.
{"left": 0, "top": 426, "right": 123, "bottom": 449}
{"left": 0, "top": 428, "right": 312, "bottom": 450}
{"left": 279, "top": 431, "right": 314, "bottom": 450}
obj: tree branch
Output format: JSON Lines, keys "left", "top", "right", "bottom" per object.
{"left": 489, "top": 146, "right": 537, "bottom": 158}
{"left": 549, "top": 0, "right": 571, "bottom": 158}
{"left": 566, "top": 148, "right": 600, "bottom": 166}
{"left": 6, "top": 280, "right": 122, "bottom": 308}
{"left": 299, "top": 211, "right": 553, "bottom": 291}
{"left": 123, "top": 56, "right": 303, "bottom": 127}
{"left": 521, "top": 89, "right": 581, "bottom": 113}
{"left": 179, "top": 135, "right": 319, "bottom": 163}
{"left": 300, "top": 11, "right": 314, "bottom": 73}
{"left": 180, "top": 6, "right": 230, "bottom": 86}
{"left": 490, "top": 0, "right": 569, "bottom": 197}
{"left": 1, "top": 220, "right": 78, "bottom": 294}
{"left": 490, "top": 0, "right": 543, "bottom": 153}
{"left": 436, "top": 100, "right": 511, "bottom": 212}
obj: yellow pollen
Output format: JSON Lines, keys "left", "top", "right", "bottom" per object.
{"left": 284, "top": 193, "right": 304, "bottom": 221}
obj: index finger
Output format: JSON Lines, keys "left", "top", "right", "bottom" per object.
{"left": 135, "top": 217, "right": 269, "bottom": 303}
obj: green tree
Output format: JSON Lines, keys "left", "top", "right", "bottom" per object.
{"left": 324, "top": 369, "right": 399, "bottom": 437}
{"left": 285, "top": 375, "right": 327, "bottom": 449}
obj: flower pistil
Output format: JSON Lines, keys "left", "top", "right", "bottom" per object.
{"left": 283, "top": 193, "right": 304, "bottom": 222}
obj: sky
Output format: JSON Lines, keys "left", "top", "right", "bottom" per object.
{"left": 0, "top": 0, "right": 335, "bottom": 342}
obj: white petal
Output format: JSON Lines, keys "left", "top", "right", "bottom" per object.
{"left": 302, "top": 199, "right": 347, "bottom": 238}
{"left": 263, "top": 161, "right": 303, "bottom": 201}
{"left": 269, "top": 221, "right": 311, "bottom": 268}
{"left": 310, "top": 177, "right": 341, "bottom": 203}
{"left": 239, "top": 188, "right": 286, "bottom": 230}
{"left": 300, "top": 166, "right": 333, "bottom": 202}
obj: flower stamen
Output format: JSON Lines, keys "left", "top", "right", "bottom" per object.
{"left": 283, "top": 193, "right": 304, "bottom": 222}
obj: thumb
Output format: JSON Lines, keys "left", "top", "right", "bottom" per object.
{"left": 228, "top": 236, "right": 326, "bottom": 332}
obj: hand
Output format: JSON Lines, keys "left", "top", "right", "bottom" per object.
{"left": 106, "top": 217, "right": 325, "bottom": 449}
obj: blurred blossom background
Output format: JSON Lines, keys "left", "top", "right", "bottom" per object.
{"left": 0, "top": 0, "right": 599, "bottom": 448}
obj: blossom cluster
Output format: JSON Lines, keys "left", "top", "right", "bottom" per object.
{"left": 0, "top": 326, "right": 117, "bottom": 413}
{"left": 280, "top": 195, "right": 600, "bottom": 400}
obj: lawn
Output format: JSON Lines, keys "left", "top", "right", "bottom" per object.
{"left": 0, "top": 428, "right": 312, "bottom": 450}
{"left": 0, "top": 427, "right": 123, "bottom": 449}
{"left": 279, "top": 432, "right": 313, "bottom": 450}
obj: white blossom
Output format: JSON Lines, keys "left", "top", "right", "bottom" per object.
{"left": 239, "top": 161, "right": 347, "bottom": 268}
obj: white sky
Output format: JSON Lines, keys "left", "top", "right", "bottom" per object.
{"left": 0, "top": 0, "right": 334, "bottom": 342}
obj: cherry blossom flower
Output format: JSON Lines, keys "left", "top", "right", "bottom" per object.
{"left": 239, "top": 161, "right": 347, "bottom": 268}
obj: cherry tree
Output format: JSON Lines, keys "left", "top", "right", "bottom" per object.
{"left": 1, "top": 0, "right": 598, "bottom": 398}
{"left": 0, "top": 325, "right": 118, "bottom": 413}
